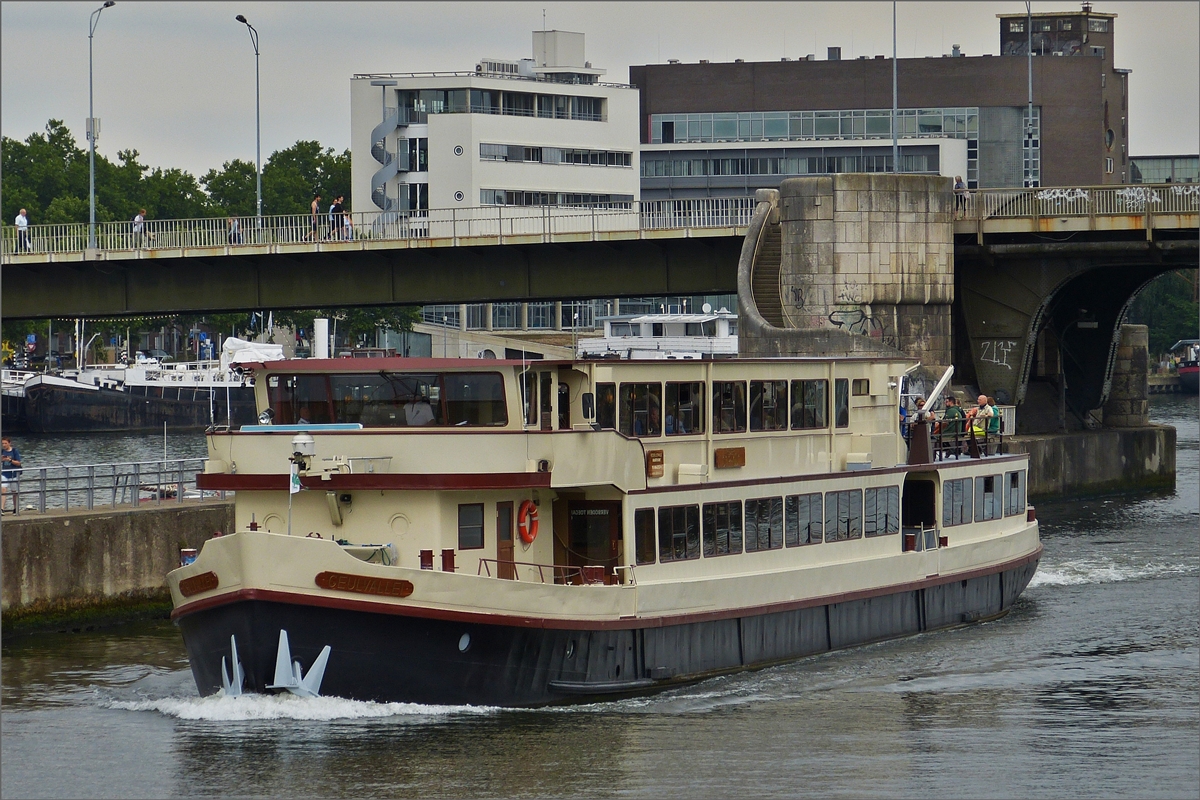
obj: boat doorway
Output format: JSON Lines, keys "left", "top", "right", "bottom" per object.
{"left": 566, "top": 501, "right": 621, "bottom": 584}
{"left": 902, "top": 473, "right": 939, "bottom": 551}
{"left": 497, "top": 501, "right": 515, "bottom": 580}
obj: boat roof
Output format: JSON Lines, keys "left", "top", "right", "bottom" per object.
{"left": 1170, "top": 339, "right": 1200, "bottom": 350}
{"left": 251, "top": 354, "right": 917, "bottom": 372}
{"left": 599, "top": 311, "right": 737, "bottom": 323}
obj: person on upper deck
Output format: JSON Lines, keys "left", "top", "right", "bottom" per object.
{"left": 404, "top": 391, "right": 435, "bottom": 426}
{"left": 966, "top": 394, "right": 993, "bottom": 435}
{"left": 940, "top": 396, "right": 965, "bottom": 436}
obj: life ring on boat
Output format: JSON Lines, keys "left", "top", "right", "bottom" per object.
{"left": 517, "top": 500, "right": 539, "bottom": 544}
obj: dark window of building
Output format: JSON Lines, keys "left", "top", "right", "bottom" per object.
{"left": 835, "top": 379, "right": 850, "bottom": 428}
{"left": 943, "top": 478, "right": 974, "bottom": 526}
{"left": 1005, "top": 470, "right": 1027, "bottom": 517}
{"left": 864, "top": 486, "right": 900, "bottom": 537}
{"left": 791, "top": 379, "right": 828, "bottom": 429}
{"left": 665, "top": 382, "right": 704, "bottom": 435}
{"left": 750, "top": 380, "right": 788, "bottom": 431}
{"left": 596, "top": 382, "right": 616, "bottom": 429}
{"left": 619, "top": 382, "right": 662, "bottom": 437}
{"left": 458, "top": 503, "right": 484, "bottom": 549}
{"left": 785, "top": 493, "right": 824, "bottom": 546}
{"left": 745, "top": 496, "right": 784, "bottom": 551}
{"left": 658, "top": 504, "right": 700, "bottom": 562}
{"left": 702, "top": 501, "right": 743, "bottom": 556}
{"left": 634, "top": 508, "right": 657, "bottom": 565}
{"left": 1088, "top": 18, "right": 1108, "bottom": 32}
{"left": 825, "top": 489, "right": 863, "bottom": 541}
{"left": 975, "top": 475, "right": 1001, "bottom": 522}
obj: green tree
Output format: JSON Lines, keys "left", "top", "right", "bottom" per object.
{"left": 262, "top": 140, "right": 352, "bottom": 215}
{"left": 274, "top": 307, "right": 420, "bottom": 348}
{"left": 201, "top": 159, "right": 258, "bottom": 217}
{"left": 1127, "top": 269, "right": 1200, "bottom": 356}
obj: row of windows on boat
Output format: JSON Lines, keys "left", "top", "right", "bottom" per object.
{"left": 627, "top": 471, "right": 1025, "bottom": 565}
{"left": 264, "top": 371, "right": 866, "bottom": 434}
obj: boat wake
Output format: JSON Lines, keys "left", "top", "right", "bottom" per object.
{"left": 107, "top": 692, "right": 495, "bottom": 722}
{"left": 1030, "top": 557, "right": 1197, "bottom": 587}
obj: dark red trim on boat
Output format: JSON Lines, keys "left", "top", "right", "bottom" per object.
{"left": 196, "top": 471, "right": 554, "bottom": 491}
{"left": 172, "top": 545, "right": 1042, "bottom": 629}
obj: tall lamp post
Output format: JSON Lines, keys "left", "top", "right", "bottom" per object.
{"left": 87, "top": 0, "right": 115, "bottom": 251}
{"left": 1026, "top": 1, "right": 1034, "bottom": 187}
{"left": 891, "top": 0, "right": 898, "bottom": 173}
{"left": 236, "top": 14, "right": 262, "bottom": 220}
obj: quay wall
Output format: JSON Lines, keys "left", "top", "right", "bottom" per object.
{"left": 1003, "top": 425, "right": 1176, "bottom": 500}
{"left": 1, "top": 500, "right": 233, "bottom": 636}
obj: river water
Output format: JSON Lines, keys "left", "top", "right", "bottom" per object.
{"left": 2, "top": 395, "right": 1197, "bottom": 799}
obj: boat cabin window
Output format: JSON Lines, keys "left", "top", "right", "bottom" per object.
{"left": 634, "top": 508, "right": 657, "bottom": 565}
{"left": 539, "top": 371, "right": 553, "bottom": 430}
{"left": 975, "top": 475, "right": 1002, "bottom": 522}
{"left": 521, "top": 371, "right": 538, "bottom": 426}
{"left": 685, "top": 321, "right": 718, "bottom": 336}
{"left": 665, "top": 382, "right": 705, "bottom": 435}
{"left": 267, "top": 371, "right": 507, "bottom": 427}
{"left": 610, "top": 322, "right": 638, "bottom": 337}
{"left": 658, "top": 504, "right": 700, "bottom": 562}
{"left": 943, "top": 478, "right": 974, "bottom": 526}
{"left": 750, "top": 380, "right": 788, "bottom": 431}
{"left": 864, "top": 486, "right": 900, "bottom": 537}
{"left": 790, "top": 379, "right": 828, "bottom": 430}
{"left": 825, "top": 489, "right": 863, "bottom": 541}
{"left": 785, "top": 493, "right": 823, "bottom": 546}
{"left": 745, "top": 497, "right": 784, "bottom": 551}
{"left": 712, "top": 381, "right": 747, "bottom": 433}
{"left": 702, "top": 501, "right": 743, "bottom": 556}
{"left": 852, "top": 378, "right": 870, "bottom": 396}
{"left": 1005, "top": 470, "right": 1026, "bottom": 516}
{"left": 651, "top": 323, "right": 665, "bottom": 337}
{"left": 458, "top": 503, "right": 485, "bottom": 549}
{"left": 620, "top": 382, "right": 662, "bottom": 437}
{"left": 835, "top": 379, "right": 850, "bottom": 428}
{"left": 596, "top": 382, "right": 616, "bottom": 429}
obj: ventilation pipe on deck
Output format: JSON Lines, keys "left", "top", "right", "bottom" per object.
{"left": 314, "top": 318, "right": 330, "bottom": 359}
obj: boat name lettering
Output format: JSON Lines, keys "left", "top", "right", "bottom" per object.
{"left": 315, "top": 571, "right": 414, "bottom": 598}
{"left": 178, "top": 571, "right": 219, "bottom": 597}
{"left": 714, "top": 447, "right": 746, "bottom": 469}
{"left": 646, "top": 450, "right": 665, "bottom": 478}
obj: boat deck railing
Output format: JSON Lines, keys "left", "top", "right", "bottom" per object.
{"left": 3, "top": 457, "right": 226, "bottom": 516}
{"left": 476, "top": 557, "right": 628, "bottom": 585}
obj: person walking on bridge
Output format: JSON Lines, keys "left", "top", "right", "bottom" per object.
{"left": 306, "top": 193, "right": 322, "bottom": 241}
{"left": 14, "top": 208, "right": 31, "bottom": 252}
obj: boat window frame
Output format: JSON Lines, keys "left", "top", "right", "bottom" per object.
{"left": 634, "top": 508, "right": 657, "bottom": 565}
{"left": 712, "top": 380, "right": 747, "bottom": 434}
{"left": 619, "top": 381, "right": 663, "bottom": 438}
{"left": 458, "top": 502, "right": 485, "bottom": 550}
{"left": 745, "top": 496, "right": 785, "bottom": 551}
{"left": 942, "top": 477, "right": 974, "bottom": 526}
{"left": 785, "top": 492, "right": 824, "bottom": 546}
{"left": 864, "top": 485, "right": 901, "bottom": 537}
{"left": 658, "top": 504, "right": 700, "bottom": 562}
{"left": 1005, "top": 470, "right": 1026, "bottom": 516}
{"left": 596, "top": 382, "right": 616, "bottom": 429}
{"left": 749, "top": 380, "right": 789, "bottom": 432}
{"left": 702, "top": 500, "right": 743, "bottom": 557}
{"left": 834, "top": 378, "right": 850, "bottom": 428}
{"left": 790, "top": 379, "right": 829, "bottom": 430}
{"left": 824, "top": 489, "right": 863, "bottom": 541}
{"left": 665, "top": 381, "right": 705, "bottom": 436}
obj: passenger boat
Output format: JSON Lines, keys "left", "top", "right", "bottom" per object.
{"left": 1171, "top": 339, "right": 1199, "bottom": 394}
{"left": 167, "top": 353, "right": 1041, "bottom": 707}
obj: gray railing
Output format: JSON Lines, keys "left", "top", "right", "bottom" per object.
{"left": 0, "top": 198, "right": 757, "bottom": 257}
{"left": 4, "top": 457, "right": 225, "bottom": 516}
{"left": 961, "top": 183, "right": 1199, "bottom": 220}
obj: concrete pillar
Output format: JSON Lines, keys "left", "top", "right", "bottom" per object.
{"left": 458, "top": 304, "right": 468, "bottom": 331}
{"left": 1103, "top": 324, "right": 1150, "bottom": 428}
{"left": 484, "top": 302, "right": 494, "bottom": 331}
{"left": 554, "top": 301, "right": 563, "bottom": 331}
{"left": 519, "top": 302, "right": 529, "bottom": 331}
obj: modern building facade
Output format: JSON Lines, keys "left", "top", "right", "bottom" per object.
{"left": 630, "top": 4, "right": 1129, "bottom": 199}
{"left": 350, "top": 31, "right": 640, "bottom": 221}
{"left": 1130, "top": 155, "right": 1199, "bottom": 184}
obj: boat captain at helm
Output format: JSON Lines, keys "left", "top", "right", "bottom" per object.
{"left": 404, "top": 390, "right": 435, "bottom": 426}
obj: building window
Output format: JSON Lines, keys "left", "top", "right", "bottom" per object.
{"left": 791, "top": 379, "right": 828, "bottom": 429}
{"left": 852, "top": 378, "right": 870, "bottom": 396}
{"left": 665, "top": 382, "right": 704, "bottom": 435}
{"left": 825, "top": 489, "right": 863, "bottom": 541}
{"left": 702, "top": 501, "right": 743, "bottom": 556}
{"left": 785, "top": 493, "right": 823, "bottom": 546}
{"left": 749, "top": 380, "right": 788, "bottom": 431}
{"left": 1005, "top": 470, "right": 1027, "bottom": 517}
{"left": 658, "top": 504, "right": 700, "bottom": 562}
{"left": 712, "top": 381, "right": 747, "bottom": 433}
{"left": 745, "top": 496, "right": 784, "bottom": 551}
{"left": 527, "top": 302, "right": 554, "bottom": 329}
{"left": 975, "top": 475, "right": 1002, "bottom": 522}
{"left": 634, "top": 508, "right": 657, "bottom": 565}
{"left": 458, "top": 503, "right": 484, "bottom": 549}
{"left": 596, "top": 382, "right": 616, "bottom": 429}
{"left": 943, "top": 478, "right": 974, "bottom": 527}
{"left": 1009, "top": 20, "right": 1025, "bottom": 32}
{"left": 619, "top": 382, "right": 662, "bottom": 437}
{"left": 1088, "top": 18, "right": 1108, "bottom": 32}
{"left": 864, "top": 486, "right": 900, "bottom": 537}
{"left": 835, "top": 379, "right": 850, "bottom": 428}
{"left": 1106, "top": 157, "right": 1115, "bottom": 174}
{"left": 1058, "top": 19, "right": 1073, "bottom": 30}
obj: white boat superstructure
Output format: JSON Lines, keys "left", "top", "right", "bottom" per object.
{"left": 168, "top": 354, "right": 1040, "bottom": 706}
{"left": 577, "top": 310, "right": 738, "bottom": 360}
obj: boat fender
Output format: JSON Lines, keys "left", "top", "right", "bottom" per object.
{"left": 518, "top": 500, "right": 539, "bottom": 544}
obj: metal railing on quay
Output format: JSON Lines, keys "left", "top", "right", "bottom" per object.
{"left": 1, "top": 198, "right": 757, "bottom": 257}
{"left": 960, "top": 182, "right": 1199, "bottom": 220}
{"left": 3, "top": 457, "right": 226, "bottom": 516}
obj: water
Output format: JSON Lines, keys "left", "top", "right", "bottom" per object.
{"left": 2, "top": 396, "right": 1197, "bottom": 799}
{"left": 5, "top": 431, "right": 208, "bottom": 468}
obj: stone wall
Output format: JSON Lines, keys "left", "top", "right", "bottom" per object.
{"left": 1103, "top": 324, "right": 1150, "bottom": 427}
{"left": 1002, "top": 425, "right": 1175, "bottom": 499}
{"left": 1, "top": 501, "right": 234, "bottom": 635}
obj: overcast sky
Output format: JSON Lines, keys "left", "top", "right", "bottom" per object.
{"left": 2, "top": 1, "right": 1197, "bottom": 178}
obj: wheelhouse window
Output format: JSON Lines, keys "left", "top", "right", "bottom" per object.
{"left": 825, "top": 489, "right": 863, "bottom": 541}
{"left": 785, "top": 493, "right": 823, "bottom": 546}
{"left": 835, "top": 379, "right": 850, "bottom": 428}
{"left": 790, "top": 379, "right": 828, "bottom": 429}
{"left": 745, "top": 497, "right": 784, "bottom": 551}
{"left": 267, "top": 372, "right": 506, "bottom": 427}
{"left": 619, "top": 382, "right": 662, "bottom": 437}
{"left": 975, "top": 474, "right": 1001, "bottom": 522}
{"left": 943, "top": 478, "right": 974, "bottom": 526}
{"left": 749, "top": 380, "right": 788, "bottom": 431}
{"left": 458, "top": 503, "right": 484, "bottom": 549}
{"left": 852, "top": 378, "right": 870, "bottom": 396}
{"left": 702, "top": 501, "right": 743, "bottom": 556}
{"left": 1005, "top": 470, "right": 1027, "bottom": 516}
{"left": 596, "top": 382, "right": 616, "bottom": 429}
{"left": 712, "top": 380, "right": 747, "bottom": 433}
{"left": 634, "top": 508, "right": 657, "bottom": 565}
{"left": 864, "top": 486, "right": 900, "bottom": 537}
{"left": 665, "top": 382, "right": 705, "bottom": 435}
{"left": 658, "top": 505, "right": 700, "bottom": 562}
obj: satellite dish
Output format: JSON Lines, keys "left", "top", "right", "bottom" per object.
{"left": 702, "top": 303, "right": 713, "bottom": 313}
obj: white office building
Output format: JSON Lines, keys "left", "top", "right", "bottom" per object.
{"left": 351, "top": 30, "right": 640, "bottom": 228}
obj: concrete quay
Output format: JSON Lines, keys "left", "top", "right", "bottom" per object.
{"left": 1, "top": 499, "right": 233, "bottom": 637}
{"left": 1003, "top": 426, "right": 1176, "bottom": 500}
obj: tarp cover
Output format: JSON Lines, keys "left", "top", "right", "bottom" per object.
{"left": 221, "top": 337, "right": 285, "bottom": 365}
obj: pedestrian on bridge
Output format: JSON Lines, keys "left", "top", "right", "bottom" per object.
{"left": 14, "top": 208, "right": 31, "bottom": 252}
{"left": 2, "top": 437, "right": 22, "bottom": 513}
{"left": 307, "top": 193, "right": 322, "bottom": 241}
{"left": 954, "top": 176, "right": 968, "bottom": 219}
{"left": 132, "top": 209, "right": 147, "bottom": 248}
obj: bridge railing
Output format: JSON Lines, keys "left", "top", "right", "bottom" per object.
{"left": 1, "top": 197, "right": 757, "bottom": 257}
{"left": 4, "top": 457, "right": 224, "bottom": 516}
{"left": 964, "top": 183, "right": 1200, "bottom": 220}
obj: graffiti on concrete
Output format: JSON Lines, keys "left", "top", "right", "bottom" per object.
{"left": 836, "top": 282, "right": 863, "bottom": 304}
{"left": 979, "top": 339, "right": 1017, "bottom": 369}
{"left": 828, "top": 308, "right": 897, "bottom": 348}
{"left": 1116, "top": 186, "right": 1161, "bottom": 211}
{"left": 1036, "top": 188, "right": 1090, "bottom": 209}
{"left": 1171, "top": 184, "right": 1200, "bottom": 200}
{"left": 789, "top": 286, "right": 807, "bottom": 309}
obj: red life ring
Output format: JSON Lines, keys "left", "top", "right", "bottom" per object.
{"left": 517, "top": 500, "right": 539, "bottom": 544}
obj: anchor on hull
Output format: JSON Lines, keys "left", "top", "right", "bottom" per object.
{"left": 218, "top": 630, "right": 332, "bottom": 698}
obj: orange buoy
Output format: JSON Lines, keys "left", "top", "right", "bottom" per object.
{"left": 517, "top": 500, "right": 539, "bottom": 544}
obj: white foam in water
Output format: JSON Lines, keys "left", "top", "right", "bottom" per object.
{"left": 1030, "top": 558, "right": 1197, "bottom": 587}
{"left": 108, "top": 692, "right": 495, "bottom": 721}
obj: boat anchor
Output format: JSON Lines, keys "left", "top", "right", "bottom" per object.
{"left": 266, "top": 629, "right": 332, "bottom": 698}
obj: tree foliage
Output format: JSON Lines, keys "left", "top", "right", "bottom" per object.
{"left": 1126, "top": 269, "right": 1200, "bottom": 356}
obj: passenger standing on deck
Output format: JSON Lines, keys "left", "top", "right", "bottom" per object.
{"left": 14, "top": 208, "right": 31, "bottom": 252}
{"left": 1, "top": 437, "right": 22, "bottom": 513}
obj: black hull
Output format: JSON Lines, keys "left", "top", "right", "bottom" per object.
{"left": 1, "top": 393, "right": 27, "bottom": 433}
{"left": 1179, "top": 365, "right": 1199, "bottom": 394}
{"left": 176, "top": 558, "right": 1038, "bottom": 707}
{"left": 24, "top": 383, "right": 256, "bottom": 433}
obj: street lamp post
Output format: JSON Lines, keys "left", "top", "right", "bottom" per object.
{"left": 891, "top": 0, "right": 898, "bottom": 173}
{"left": 1026, "top": 1, "right": 1034, "bottom": 187}
{"left": 87, "top": 0, "right": 115, "bottom": 251}
{"left": 236, "top": 15, "right": 262, "bottom": 220}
